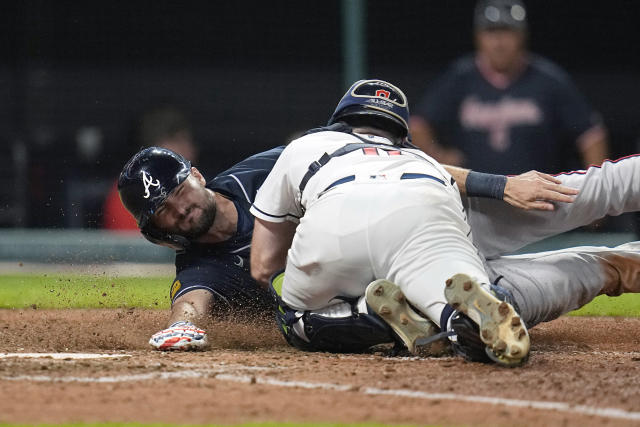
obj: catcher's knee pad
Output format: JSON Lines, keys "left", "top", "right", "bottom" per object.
{"left": 269, "top": 272, "right": 394, "bottom": 353}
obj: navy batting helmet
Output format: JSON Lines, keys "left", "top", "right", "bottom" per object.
{"left": 328, "top": 79, "right": 410, "bottom": 141}
{"left": 118, "top": 146, "right": 192, "bottom": 249}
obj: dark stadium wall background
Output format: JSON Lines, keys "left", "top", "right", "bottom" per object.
{"left": 0, "top": 0, "right": 637, "bottom": 228}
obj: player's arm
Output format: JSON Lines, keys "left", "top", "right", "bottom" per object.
{"left": 149, "top": 280, "right": 213, "bottom": 351}
{"left": 250, "top": 217, "right": 297, "bottom": 287}
{"left": 249, "top": 142, "right": 301, "bottom": 286}
{"left": 444, "top": 165, "right": 579, "bottom": 211}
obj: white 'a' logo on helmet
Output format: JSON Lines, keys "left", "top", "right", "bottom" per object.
{"left": 142, "top": 171, "right": 161, "bottom": 199}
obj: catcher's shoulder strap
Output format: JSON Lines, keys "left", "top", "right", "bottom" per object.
{"left": 298, "top": 124, "right": 427, "bottom": 194}
{"left": 299, "top": 122, "right": 407, "bottom": 193}
{"left": 298, "top": 141, "right": 399, "bottom": 194}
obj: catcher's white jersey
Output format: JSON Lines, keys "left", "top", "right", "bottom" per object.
{"left": 251, "top": 131, "right": 452, "bottom": 224}
{"left": 251, "top": 130, "right": 490, "bottom": 323}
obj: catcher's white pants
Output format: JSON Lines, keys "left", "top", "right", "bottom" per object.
{"left": 281, "top": 178, "right": 489, "bottom": 325}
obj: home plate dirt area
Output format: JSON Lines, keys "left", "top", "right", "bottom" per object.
{"left": 0, "top": 309, "right": 639, "bottom": 426}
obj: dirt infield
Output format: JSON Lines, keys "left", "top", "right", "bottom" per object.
{"left": 0, "top": 309, "right": 639, "bottom": 426}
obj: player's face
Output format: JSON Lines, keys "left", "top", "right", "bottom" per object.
{"left": 151, "top": 168, "right": 217, "bottom": 239}
{"left": 475, "top": 28, "right": 526, "bottom": 72}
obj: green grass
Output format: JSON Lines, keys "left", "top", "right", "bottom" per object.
{"left": 0, "top": 273, "right": 638, "bottom": 317}
{"left": 567, "top": 293, "right": 640, "bottom": 317}
{"left": 0, "top": 274, "right": 171, "bottom": 309}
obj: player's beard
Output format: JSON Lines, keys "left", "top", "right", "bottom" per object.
{"left": 182, "top": 194, "right": 217, "bottom": 240}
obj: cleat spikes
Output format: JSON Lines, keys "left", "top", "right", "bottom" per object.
{"left": 379, "top": 305, "right": 392, "bottom": 315}
{"left": 494, "top": 340, "right": 507, "bottom": 352}
{"left": 498, "top": 301, "right": 510, "bottom": 317}
{"left": 444, "top": 273, "right": 530, "bottom": 367}
{"left": 365, "top": 279, "right": 438, "bottom": 355}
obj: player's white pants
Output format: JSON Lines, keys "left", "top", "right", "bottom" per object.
{"left": 282, "top": 178, "right": 488, "bottom": 325}
{"left": 467, "top": 155, "right": 640, "bottom": 326}
{"left": 485, "top": 242, "right": 640, "bottom": 327}
{"left": 466, "top": 155, "right": 640, "bottom": 258}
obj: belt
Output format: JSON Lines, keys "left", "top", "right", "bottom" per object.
{"left": 322, "top": 173, "right": 446, "bottom": 193}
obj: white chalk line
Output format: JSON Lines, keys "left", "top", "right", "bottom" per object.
{"left": 361, "top": 387, "right": 640, "bottom": 422}
{"left": 216, "top": 373, "right": 640, "bottom": 422}
{"left": 0, "top": 352, "right": 131, "bottom": 360}
{"left": 2, "top": 366, "right": 640, "bottom": 422}
{"left": 3, "top": 370, "right": 219, "bottom": 383}
{"left": 0, "top": 362, "right": 279, "bottom": 383}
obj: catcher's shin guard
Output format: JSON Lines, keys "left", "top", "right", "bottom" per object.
{"left": 269, "top": 272, "right": 395, "bottom": 353}
{"left": 444, "top": 273, "right": 530, "bottom": 367}
{"left": 365, "top": 279, "right": 439, "bottom": 354}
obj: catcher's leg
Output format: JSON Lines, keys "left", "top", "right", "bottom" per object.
{"left": 363, "top": 275, "right": 528, "bottom": 365}
{"left": 362, "top": 183, "right": 529, "bottom": 365}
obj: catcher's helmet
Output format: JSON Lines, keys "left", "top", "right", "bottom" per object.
{"left": 118, "top": 146, "right": 192, "bottom": 249}
{"left": 474, "top": 0, "right": 527, "bottom": 31}
{"left": 328, "top": 79, "right": 410, "bottom": 142}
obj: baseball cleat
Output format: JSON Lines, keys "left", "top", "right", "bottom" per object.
{"left": 444, "top": 274, "right": 530, "bottom": 367}
{"left": 149, "top": 321, "right": 208, "bottom": 351}
{"left": 365, "top": 279, "right": 438, "bottom": 354}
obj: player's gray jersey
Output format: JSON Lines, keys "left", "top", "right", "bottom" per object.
{"left": 251, "top": 130, "right": 454, "bottom": 223}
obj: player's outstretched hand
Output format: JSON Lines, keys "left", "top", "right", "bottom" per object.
{"left": 503, "top": 170, "right": 578, "bottom": 211}
{"left": 149, "top": 321, "right": 208, "bottom": 351}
